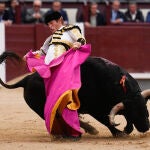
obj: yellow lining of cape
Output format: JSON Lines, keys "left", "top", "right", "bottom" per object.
{"left": 49, "top": 89, "right": 80, "bottom": 133}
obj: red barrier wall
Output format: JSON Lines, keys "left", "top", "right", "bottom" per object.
{"left": 5, "top": 24, "right": 150, "bottom": 81}
{"left": 85, "top": 25, "right": 150, "bottom": 72}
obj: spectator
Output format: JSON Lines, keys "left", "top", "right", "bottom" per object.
{"left": 77, "top": 2, "right": 106, "bottom": 27}
{"left": 0, "top": 2, "right": 13, "bottom": 26}
{"left": 23, "top": 0, "right": 45, "bottom": 24}
{"left": 146, "top": 11, "right": 150, "bottom": 23}
{"left": 45, "top": 0, "right": 68, "bottom": 24}
{"left": 111, "top": 0, "right": 126, "bottom": 25}
{"left": 125, "top": 2, "right": 144, "bottom": 23}
{"left": 8, "top": 0, "right": 19, "bottom": 23}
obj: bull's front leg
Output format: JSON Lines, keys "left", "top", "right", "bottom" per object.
{"left": 79, "top": 120, "right": 99, "bottom": 135}
{"left": 79, "top": 114, "right": 99, "bottom": 135}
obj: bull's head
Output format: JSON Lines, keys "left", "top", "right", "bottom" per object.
{"left": 109, "top": 89, "right": 150, "bottom": 133}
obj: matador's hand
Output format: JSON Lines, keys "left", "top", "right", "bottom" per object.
{"left": 72, "top": 42, "right": 81, "bottom": 50}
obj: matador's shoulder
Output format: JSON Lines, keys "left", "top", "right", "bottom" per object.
{"left": 62, "top": 25, "right": 81, "bottom": 33}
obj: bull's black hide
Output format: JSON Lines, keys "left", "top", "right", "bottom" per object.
{"left": 0, "top": 52, "right": 149, "bottom": 137}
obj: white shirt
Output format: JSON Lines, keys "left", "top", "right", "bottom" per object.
{"left": 44, "top": 26, "right": 79, "bottom": 64}
{"left": 130, "top": 11, "right": 137, "bottom": 20}
{"left": 90, "top": 15, "right": 97, "bottom": 27}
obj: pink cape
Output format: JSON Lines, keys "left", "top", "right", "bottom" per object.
{"left": 26, "top": 44, "right": 91, "bottom": 136}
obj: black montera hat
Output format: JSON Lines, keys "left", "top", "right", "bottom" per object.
{"left": 44, "top": 11, "right": 62, "bottom": 25}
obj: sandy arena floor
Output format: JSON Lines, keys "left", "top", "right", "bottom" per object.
{"left": 0, "top": 76, "right": 150, "bottom": 150}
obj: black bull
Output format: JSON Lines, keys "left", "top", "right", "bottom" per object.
{"left": 0, "top": 52, "right": 150, "bottom": 137}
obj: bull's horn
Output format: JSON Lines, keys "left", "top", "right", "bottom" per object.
{"left": 109, "top": 102, "right": 124, "bottom": 126}
{"left": 141, "top": 89, "right": 150, "bottom": 99}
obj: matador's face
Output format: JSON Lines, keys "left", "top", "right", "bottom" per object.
{"left": 47, "top": 19, "right": 62, "bottom": 34}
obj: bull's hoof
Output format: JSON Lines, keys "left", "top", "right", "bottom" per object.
{"left": 113, "top": 131, "right": 127, "bottom": 137}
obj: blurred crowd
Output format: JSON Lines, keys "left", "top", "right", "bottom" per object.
{"left": 0, "top": 0, "right": 150, "bottom": 26}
